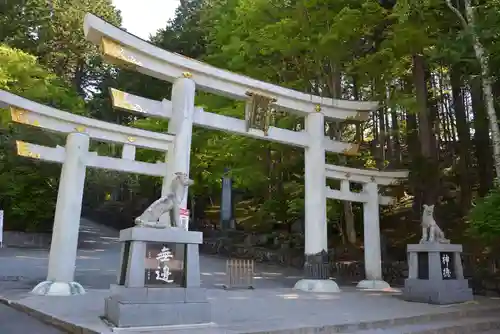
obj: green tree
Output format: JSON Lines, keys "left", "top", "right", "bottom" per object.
{"left": 0, "top": 44, "right": 85, "bottom": 231}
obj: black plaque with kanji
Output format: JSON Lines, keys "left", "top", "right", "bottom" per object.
{"left": 144, "top": 242, "right": 185, "bottom": 287}
{"left": 440, "top": 252, "right": 456, "bottom": 280}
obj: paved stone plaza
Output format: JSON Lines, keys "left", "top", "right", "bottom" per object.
{"left": 1, "top": 219, "right": 500, "bottom": 333}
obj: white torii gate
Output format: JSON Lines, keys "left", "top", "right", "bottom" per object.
{"left": 83, "top": 13, "right": 408, "bottom": 292}
{"left": 0, "top": 90, "right": 175, "bottom": 296}
{"left": 325, "top": 164, "right": 408, "bottom": 289}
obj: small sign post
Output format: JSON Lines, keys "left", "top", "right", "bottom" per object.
{"left": 221, "top": 167, "right": 233, "bottom": 230}
{"left": 180, "top": 208, "right": 190, "bottom": 231}
{"left": 0, "top": 210, "right": 3, "bottom": 248}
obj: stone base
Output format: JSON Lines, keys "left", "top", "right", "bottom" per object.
{"left": 293, "top": 279, "right": 341, "bottom": 293}
{"left": 403, "top": 278, "right": 473, "bottom": 305}
{"left": 31, "top": 281, "right": 85, "bottom": 296}
{"left": 105, "top": 285, "right": 210, "bottom": 328}
{"left": 356, "top": 280, "right": 391, "bottom": 290}
{"left": 304, "top": 251, "right": 330, "bottom": 279}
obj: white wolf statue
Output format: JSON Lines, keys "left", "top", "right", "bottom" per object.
{"left": 420, "top": 204, "right": 450, "bottom": 244}
{"left": 135, "top": 172, "right": 194, "bottom": 229}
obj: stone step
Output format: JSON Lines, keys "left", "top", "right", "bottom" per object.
{"left": 352, "top": 316, "right": 500, "bottom": 334}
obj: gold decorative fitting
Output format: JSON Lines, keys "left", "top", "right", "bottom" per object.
{"left": 110, "top": 88, "right": 145, "bottom": 113}
{"left": 342, "top": 143, "right": 359, "bottom": 156}
{"left": 75, "top": 126, "right": 86, "bottom": 133}
{"left": 10, "top": 107, "right": 29, "bottom": 124}
{"left": 127, "top": 136, "right": 136, "bottom": 143}
{"left": 100, "top": 37, "right": 142, "bottom": 67}
{"left": 182, "top": 71, "right": 192, "bottom": 78}
{"left": 16, "top": 141, "right": 40, "bottom": 159}
{"left": 315, "top": 105, "right": 322, "bottom": 112}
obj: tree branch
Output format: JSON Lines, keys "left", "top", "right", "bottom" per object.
{"left": 445, "top": 0, "right": 470, "bottom": 31}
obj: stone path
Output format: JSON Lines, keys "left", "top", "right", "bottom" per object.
{"left": 0, "top": 302, "right": 63, "bottom": 334}
{"left": 0, "top": 218, "right": 304, "bottom": 292}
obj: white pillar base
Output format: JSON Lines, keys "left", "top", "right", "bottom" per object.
{"left": 293, "top": 279, "right": 341, "bottom": 293}
{"left": 31, "top": 281, "right": 85, "bottom": 296}
{"left": 356, "top": 279, "right": 391, "bottom": 290}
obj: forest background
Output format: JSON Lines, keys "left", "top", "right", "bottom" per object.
{"left": 2, "top": 0, "right": 500, "bottom": 260}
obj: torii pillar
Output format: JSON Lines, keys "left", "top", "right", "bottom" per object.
{"left": 294, "top": 111, "right": 340, "bottom": 293}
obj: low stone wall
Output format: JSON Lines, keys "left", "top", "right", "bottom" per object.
{"left": 1, "top": 231, "right": 52, "bottom": 249}
{"left": 200, "top": 237, "right": 306, "bottom": 268}
{"left": 200, "top": 235, "right": 500, "bottom": 296}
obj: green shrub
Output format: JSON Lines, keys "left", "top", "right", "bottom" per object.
{"left": 467, "top": 187, "right": 500, "bottom": 241}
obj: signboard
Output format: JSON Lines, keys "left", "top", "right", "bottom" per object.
{"left": 144, "top": 242, "right": 184, "bottom": 287}
{"left": 180, "top": 208, "right": 190, "bottom": 231}
{"left": 440, "top": 252, "right": 455, "bottom": 280}
{"left": 0, "top": 210, "right": 3, "bottom": 247}
{"left": 221, "top": 168, "right": 233, "bottom": 230}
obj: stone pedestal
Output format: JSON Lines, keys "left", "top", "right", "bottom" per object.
{"left": 402, "top": 243, "right": 473, "bottom": 305}
{"left": 294, "top": 251, "right": 341, "bottom": 293}
{"left": 104, "top": 227, "right": 211, "bottom": 328}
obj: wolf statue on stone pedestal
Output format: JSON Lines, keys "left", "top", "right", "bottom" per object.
{"left": 420, "top": 204, "right": 450, "bottom": 244}
{"left": 135, "top": 172, "right": 194, "bottom": 229}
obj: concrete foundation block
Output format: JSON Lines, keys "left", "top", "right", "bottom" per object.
{"left": 31, "top": 281, "right": 85, "bottom": 296}
{"left": 293, "top": 279, "right": 341, "bottom": 293}
{"left": 403, "top": 278, "right": 473, "bottom": 305}
{"left": 105, "top": 296, "right": 211, "bottom": 327}
{"left": 402, "top": 243, "right": 473, "bottom": 305}
{"left": 356, "top": 280, "right": 391, "bottom": 290}
{"left": 107, "top": 227, "right": 210, "bottom": 328}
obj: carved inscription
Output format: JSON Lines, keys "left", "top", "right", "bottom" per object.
{"left": 245, "top": 91, "right": 276, "bottom": 136}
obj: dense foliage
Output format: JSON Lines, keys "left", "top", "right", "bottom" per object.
{"left": 1, "top": 0, "right": 500, "bottom": 251}
{"left": 0, "top": 44, "right": 85, "bottom": 231}
{"left": 468, "top": 188, "right": 500, "bottom": 241}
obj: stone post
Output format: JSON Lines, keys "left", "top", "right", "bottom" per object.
{"left": 32, "top": 132, "right": 89, "bottom": 296}
{"left": 356, "top": 182, "right": 390, "bottom": 290}
{"left": 293, "top": 111, "right": 340, "bottom": 293}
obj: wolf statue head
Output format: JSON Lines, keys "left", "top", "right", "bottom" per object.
{"left": 172, "top": 172, "right": 194, "bottom": 187}
{"left": 422, "top": 204, "right": 435, "bottom": 218}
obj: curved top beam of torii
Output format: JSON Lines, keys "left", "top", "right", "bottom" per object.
{"left": 0, "top": 89, "right": 175, "bottom": 151}
{"left": 83, "top": 13, "right": 378, "bottom": 122}
{"left": 325, "top": 164, "right": 409, "bottom": 186}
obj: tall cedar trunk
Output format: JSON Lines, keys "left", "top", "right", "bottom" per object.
{"left": 267, "top": 146, "right": 273, "bottom": 201}
{"left": 73, "top": 57, "right": 85, "bottom": 97}
{"left": 450, "top": 67, "right": 472, "bottom": 213}
{"left": 391, "top": 108, "right": 401, "bottom": 166}
{"left": 353, "top": 77, "right": 363, "bottom": 142}
{"left": 412, "top": 54, "right": 439, "bottom": 206}
{"left": 377, "top": 103, "right": 386, "bottom": 169}
{"left": 385, "top": 103, "right": 393, "bottom": 163}
{"left": 328, "top": 69, "right": 357, "bottom": 245}
{"left": 404, "top": 77, "right": 420, "bottom": 213}
{"left": 471, "top": 77, "right": 494, "bottom": 195}
{"left": 465, "top": 0, "right": 500, "bottom": 183}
